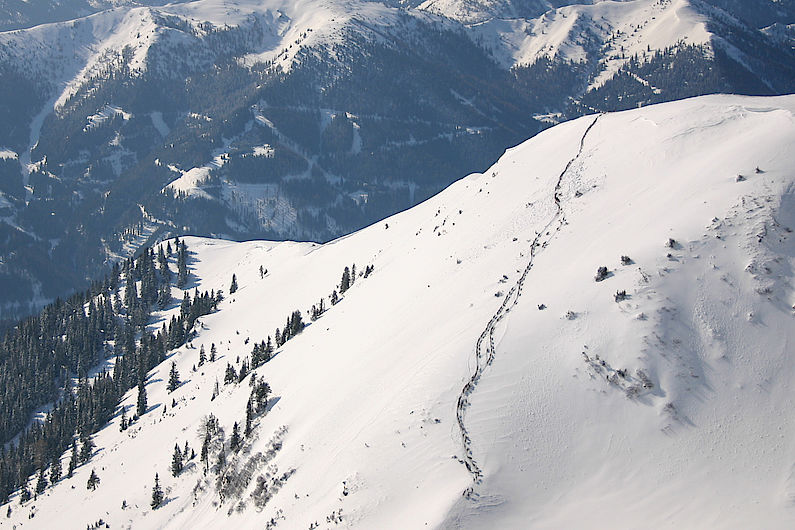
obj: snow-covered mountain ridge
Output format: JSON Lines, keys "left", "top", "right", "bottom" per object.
{"left": 6, "top": 94, "right": 795, "bottom": 528}
{"left": 0, "top": 0, "right": 791, "bottom": 324}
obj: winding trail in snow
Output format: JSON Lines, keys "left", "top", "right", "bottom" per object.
{"left": 455, "top": 113, "right": 602, "bottom": 498}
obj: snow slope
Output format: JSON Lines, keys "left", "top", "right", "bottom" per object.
{"left": 5, "top": 94, "right": 795, "bottom": 529}
{"left": 440, "top": 0, "right": 711, "bottom": 75}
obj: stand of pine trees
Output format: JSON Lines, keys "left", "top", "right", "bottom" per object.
{"left": 0, "top": 239, "right": 219, "bottom": 504}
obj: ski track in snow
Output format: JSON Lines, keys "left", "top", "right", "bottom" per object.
{"left": 456, "top": 113, "right": 602, "bottom": 498}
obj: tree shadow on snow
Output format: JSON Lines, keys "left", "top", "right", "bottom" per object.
{"left": 264, "top": 396, "right": 280, "bottom": 414}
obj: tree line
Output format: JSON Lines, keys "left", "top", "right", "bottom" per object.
{"left": 0, "top": 238, "right": 218, "bottom": 504}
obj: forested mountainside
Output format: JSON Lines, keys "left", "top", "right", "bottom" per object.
{"left": 0, "top": 0, "right": 792, "bottom": 324}
{"left": 0, "top": 1, "right": 193, "bottom": 32}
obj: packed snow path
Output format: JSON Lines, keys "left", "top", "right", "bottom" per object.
{"left": 456, "top": 114, "right": 602, "bottom": 498}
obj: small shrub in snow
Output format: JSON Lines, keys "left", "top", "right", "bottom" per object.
{"left": 636, "top": 369, "right": 654, "bottom": 389}
{"left": 620, "top": 255, "right": 633, "bottom": 265}
{"left": 666, "top": 238, "right": 677, "bottom": 249}
{"left": 614, "top": 290, "right": 628, "bottom": 302}
{"left": 595, "top": 266, "right": 609, "bottom": 282}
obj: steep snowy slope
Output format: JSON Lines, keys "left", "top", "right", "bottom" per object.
{"left": 429, "top": 0, "right": 711, "bottom": 73}
{"left": 4, "top": 94, "right": 795, "bottom": 529}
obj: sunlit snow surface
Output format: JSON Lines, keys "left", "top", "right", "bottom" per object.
{"left": 7, "top": 94, "right": 795, "bottom": 529}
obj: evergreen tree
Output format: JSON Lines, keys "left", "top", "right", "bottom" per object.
{"left": 252, "top": 379, "right": 271, "bottom": 412}
{"left": 245, "top": 399, "right": 253, "bottom": 437}
{"left": 289, "top": 310, "right": 304, "bottom": 337}
{"left": 224, "top": 363, "right": 237, "bottom": 385}
{"left": 151, "top": 473, "right": 163, "bottom": 509}
{"left": 237, "top": 358, "right": 248, "bottom": 383}
{"left": 68, "top": 441, "right": 78, "bottom": 478}
{"left": 157, "top": 280, "right": 171, "bottom": 310}
{"left": 86, "top": 469, "right": 100, "bottom": 491}
{"left": 198, "top": 345, "right": 206, "bottom": 366}
{"left": 177, "top": 241, "right": 188, "bottom": 288}
{"left": 230, "top": 422, "right": 241, "bottom": 452}
{"left": 167, "top": 362, "right": 180, "bottom": 393}
{"left": 229, "top": 274, "right": 238, "bottom": 294}
{"left": 215, "top": 447, "right": 226, "bottom": 474}
{"left": 157, "top": 245, "right": 168, "bottom": 273}
{"left": 119, "top": 407, "right": 128, "bottom": 431}
{"left": 35, "top": 468, "right": 47, "bottom": 494}
{"left": 200, "top": 432, "right": 210, "bottom": 474}
{"left": 209, "top": 343, "right": 217, "bottom": 362}
{"left": 137, "top": 378, "right": 147, "bottom": 417}
{"left": 171, "top": 444, "right": 184, "bottom": 477}
{"left": 49, "top": 455, "right": 61, "bottom": 486}
{"left": 180, "top": 292, "right": 191, "bottom": 319}
{"left": 351, "top": 263, "right": 356, "bottom": 284}
{"left": 79, "top": 434, "right": 94, "bottom": 464}
{"left": 19, "top": 482, "right": 30, "bottom": 504}
{"left": 339, "top": 266, "right": 351, "bottom": 294}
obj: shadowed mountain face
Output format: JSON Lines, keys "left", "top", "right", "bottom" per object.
{"left": 0, "top": 1, "right": 193, "bottom": 32}
{"left": 0, "top": 0, "right": 792, "bottom": 324}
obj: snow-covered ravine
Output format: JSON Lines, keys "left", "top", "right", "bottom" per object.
{"left": 5, "top": 95, "right": 795, "bottom": 529}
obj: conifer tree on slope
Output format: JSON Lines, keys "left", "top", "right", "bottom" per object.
{"left": 171, "top": 444, "right": 184, "bottom": 477}
{"left": 137, "top": 378, "right": 147, "bottom": 417}
{"left": 49, "top": 455, "right": 61, "bottom": 486}
{"left": 245, "top": 399, "right": 253, "bottom": 437}
{"left": 151, "top": 473, "right": 164, "bottom": 509}
{"left": 35, "top": 468, "right": 47, "bottom": 494}
{"left": 339, "top": 266, "right": 351, "bottom": 294}
{"left": 167, "top": 362, "right": 180, "bottom": 393}
{"left": 177, "top": 240, "right": 188, "bottom": 288}
{"left": 86, "top": 469, "right": 100, "bottom": 491}
{"left": 230, "top": 422, "right": 241, "bottom": 452}
{"left": 67, "top": 442, "right": 78, "bottom": 478}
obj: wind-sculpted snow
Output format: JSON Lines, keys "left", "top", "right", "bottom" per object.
{"left": 5, "top": 95, "right": 795, "bottom": 529}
